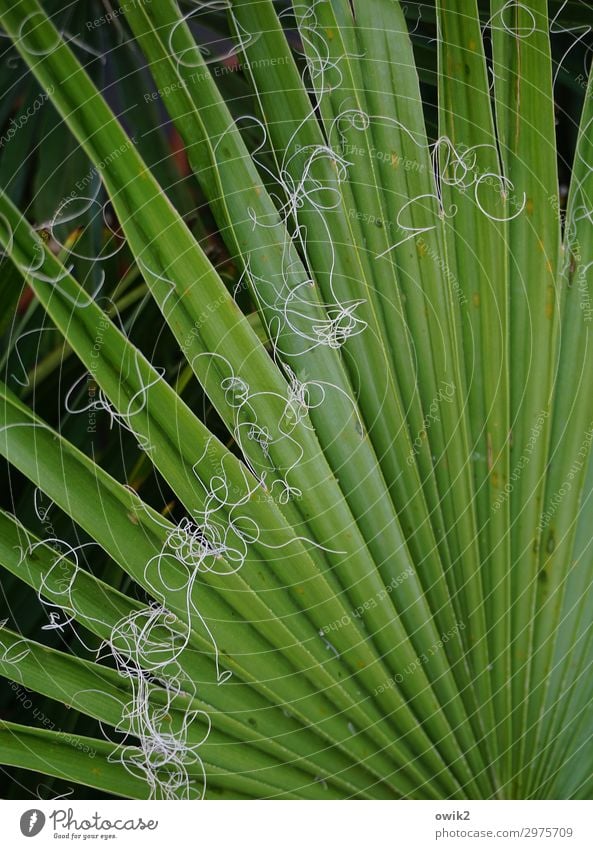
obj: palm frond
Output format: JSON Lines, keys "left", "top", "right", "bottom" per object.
{"left": 0, "top": 0, "right": 591, "bottom": 800}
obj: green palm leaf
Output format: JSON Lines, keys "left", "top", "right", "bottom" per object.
{"left": 0, "top": 0, "right": 591, "bottom": 799}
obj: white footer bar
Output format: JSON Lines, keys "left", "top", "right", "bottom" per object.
{"left": 1, "top": 800, "right": 591, "bottom": 848}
